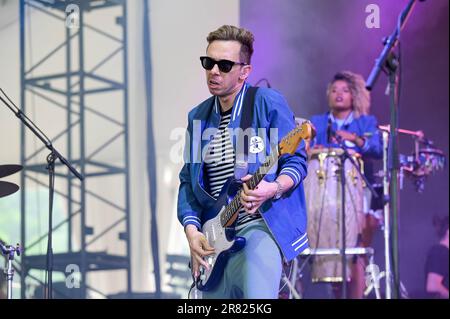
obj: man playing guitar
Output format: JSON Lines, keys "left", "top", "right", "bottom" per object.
{"left": 177, "top": 25, "right": 309, "bottom": 299}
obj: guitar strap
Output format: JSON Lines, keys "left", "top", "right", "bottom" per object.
{"left": 240, "top": 86, "right": 258, "bottom": 152}
{"left": 234, "top": 86, "right": 258, "bottom": 178}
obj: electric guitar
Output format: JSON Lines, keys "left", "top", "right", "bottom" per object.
{"left": 196, "top": 121, "right": 315, "bottom": 291}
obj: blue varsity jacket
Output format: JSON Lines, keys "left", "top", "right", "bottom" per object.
{"left": 177, "top": 83, "right": 309, "bottom": 261}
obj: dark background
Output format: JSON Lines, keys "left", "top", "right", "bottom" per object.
{"left": 241, "top": 0, "right": 449, "bottom": 298}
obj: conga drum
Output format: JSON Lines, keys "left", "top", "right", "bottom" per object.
{"left": 304, "top": 147, "right": 365, "bottom": 283}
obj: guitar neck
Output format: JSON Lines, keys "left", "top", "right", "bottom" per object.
{"left": 220, "top": 145, "right": 280, "bottom": 227}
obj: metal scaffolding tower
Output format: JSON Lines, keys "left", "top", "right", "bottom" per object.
{"left": 19, "top": 0, "right": 131, "bottom": 298}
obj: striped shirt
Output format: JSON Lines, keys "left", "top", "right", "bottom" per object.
{"left": 204, "top": 108, "right": 261, "bottom": 229}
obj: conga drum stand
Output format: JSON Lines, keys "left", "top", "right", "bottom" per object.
{"left": 281, "top": 257, "right": 301, "bottom": 299}
{"left": 296, "top": 248, "right": 381, "bottom": 299}
{"left": 336, "top": 138, "right": 379, "bottom": 299}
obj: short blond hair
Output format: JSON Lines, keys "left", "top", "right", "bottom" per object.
{"left": 207, "top": 25, "right": 254, "bottom": 64}
{"left": 327, "top": 71, "right": 371, "bottom": 117}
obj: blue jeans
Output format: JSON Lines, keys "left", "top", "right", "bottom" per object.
{"left": 202, "top": 220, "right": 282, "bottom": 299}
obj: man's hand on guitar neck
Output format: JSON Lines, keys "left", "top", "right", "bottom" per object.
{"left": 240, "top": 174, "right": 294, "bottom": 214}
{"left": 185, "top": 224, "right": 215, "bottom": 279}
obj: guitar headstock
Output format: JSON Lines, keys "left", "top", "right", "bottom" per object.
{"left": 279, "top": 121, "right": 316, "bottom": 155}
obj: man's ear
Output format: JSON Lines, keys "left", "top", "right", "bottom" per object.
{"left": 240, "top": 65, "right": 252, "bottom": 80}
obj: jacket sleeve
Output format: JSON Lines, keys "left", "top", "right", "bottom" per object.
{"left": 359, "top": 115, "right": 383, "bottom": 159}
{"left": 265, "top": 91, "right": 308, "bottom": 189}
{"left": 177, "top": 112, "right": 203, "bottom": 230}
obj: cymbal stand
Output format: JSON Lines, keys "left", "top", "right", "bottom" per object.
{"left": 0, "top": 240, "right": 22, "bottom": 299}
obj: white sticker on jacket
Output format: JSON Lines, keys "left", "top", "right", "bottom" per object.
{"left": 249, "top": 136, "right": 264, "bottom": 154}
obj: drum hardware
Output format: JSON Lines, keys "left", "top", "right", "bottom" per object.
{"left": 377, "top": 126, "right": 445, "bottom": 298}
{"left": 379, "top": 124, "right": 446, "bottom": 193}
{"left": 0, "top": 165, "right": 23, "bottom": 179}
{"left": 316, "top": 152, "right": 327, "bottom": 184}
{"left": 0, "top": 240, "right": 22, "bottom": 299}
{"left": 378, "top": 126, "right": 441, "bottom": 298}
{"left": 284, "top": 248, "right": 381, "bottom": 299}
{"left": 359, "top": 160, "right": 366, "bottom": 187}
{"left": 0, "top": 165, "right": 22, "bottom": 199}
{"left": 332, "top": 160, "right": 364, "bottom": 187}
{"left": 0, "top": 165, "right": 22, "bottom": 299}
{"left": 0, "top": 181, "right": 20, "bottom": 199}
{"left": 378, "top": 124, "right": 424, "bottom": 139}
{"left": 400, "top": 147, "right": 446, "bottom": 193}
{"left": 280, "top": 257, "right": 302, "bottom": 299}
{"left": 335, "top": 138, "right": 378, "bottom": 299}
{"left": 305, "top": 142, "right": 379, "bottom": 299}
{"left": 1, "top": 88, "right": 84, "bottom": 299}
{"left": 347, "top": 165, "right": 361, "bottom": 186}
{"left": 315, "top": 150, "right": 364, "bottom": 186}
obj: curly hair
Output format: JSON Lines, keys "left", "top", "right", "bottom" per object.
{"left": 327, "top": 71, "right": 371, "bottom": 118}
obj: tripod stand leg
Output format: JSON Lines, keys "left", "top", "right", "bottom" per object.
{"left": 369, "top": 255, "right": 381, "bottom": 299}
{"left": 282, "top": 275, "right": 301, "bottom": 299}
{"left": 283, "top": 257, "right": 304, "bottom": 299}
{"left": 289, "top": 258, "right": 299, "bottom": 299}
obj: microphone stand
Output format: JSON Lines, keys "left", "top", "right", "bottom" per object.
{"left": 365, "top": 0, "right": 423, "bottom": 298}
{"left": 335, "top": 136, "right": 380, "bottom": 299}
{"left": 0, "top": 89, "right": 84, "bottom": 299}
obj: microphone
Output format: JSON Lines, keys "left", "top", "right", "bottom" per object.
{"left": 327, "top": 118, "right": 332, "bottom": 144}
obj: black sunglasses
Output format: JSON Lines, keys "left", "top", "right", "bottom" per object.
{"left": 200, "top": 56, "right": 247, "bottom": 73}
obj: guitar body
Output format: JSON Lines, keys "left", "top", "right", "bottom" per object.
{"left": 197, "top": 178, "right": 246, "bottom": 291}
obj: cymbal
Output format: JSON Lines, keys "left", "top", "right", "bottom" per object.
{"left": 0, "top": 181, "right": 19, "bottom": 198}
{"left": 0, "top": 165, "right": 23, "bottom": 179}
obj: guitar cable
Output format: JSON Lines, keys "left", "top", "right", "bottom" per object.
{"left": 187, "top": 260, "right": 201, "bottom": 299}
